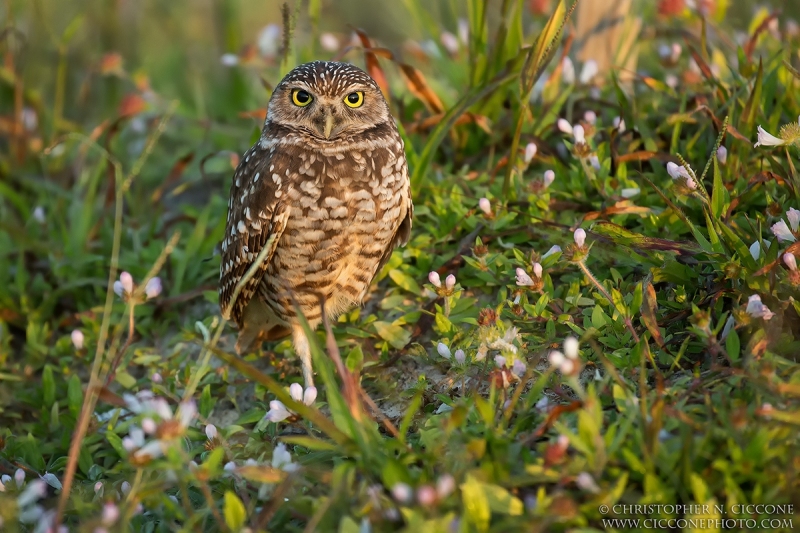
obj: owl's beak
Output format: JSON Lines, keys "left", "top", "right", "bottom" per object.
{"left": 323, "top": 113, "right": 335, "bottom": 139}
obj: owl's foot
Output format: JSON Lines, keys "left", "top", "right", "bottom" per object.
{"left": 292, "top": 326, "right": 315, "bottom": 389}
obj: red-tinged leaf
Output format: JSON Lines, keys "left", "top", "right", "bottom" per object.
{"left": 118, "top": 93, "right": 146, "bottom": 118}
{"left": 99, "top": 52, "right": 124, "bottom": 75}
{"left": 744, "top": 12, "right": 778, "bottom": 60}
{"left": 398, "top": 64, "right": 444, "bottom": 114}
{"left": 151, "top": 153, "right": 195, "bottom": 202}
{"left": 239, "top": 108, "right": 268, "bottom": 122}
{"left": 353, "top": 28, "right": 390, "bottom": 99}
{"left": 641, "top": 282, "right": 666, "bottom": 349}
{"left": 236, "top": 465, "right": 286, "bottom": 484}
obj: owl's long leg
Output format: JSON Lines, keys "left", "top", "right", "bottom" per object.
{"left": 292, "top": 325, "right": 315, "bottom": 388}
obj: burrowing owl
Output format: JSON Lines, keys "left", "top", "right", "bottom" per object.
{"left": 219, "top": 61, "right": 412, "bottom": 387}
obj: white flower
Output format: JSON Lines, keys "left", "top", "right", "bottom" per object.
{"left": 671, "top": 43, "right": 682, "bottom": 61}
{"left": 257, "top": 24, "right": 281, "bottom": 58}
{"left": 220, "top": 54, "right": 239, "bottom": 67}
{"left": 392, "top": 483, "right": 413, "bottom": 503}
{"left": 787, "top": 208, "right": 800, "bottom": 232}
{"left": 145, "top": 277, "right": 162, "bottom": 299}
{"left": 437, "top": 342, "right": 452, "bottom": 359}
{"left": 572, "top": 124, "right": 585, "bottom": 144}
{"left": 102, "top": 502, "right": 120, "bottom": 525}
{"left": 434, "top": 403, "right": 453, "bottom": 414}
{"left": 784, "top": 252, "right": 797, "bottom": 271}
{"left": 749, "top": 241, "right": 763, "bottom": 260}
{"left": 524, "top": 142, "right": 538, "bottom": 164}
{"left": 621, "top": 188, "right": 640, "bottom": 198}
{"left": 557, "top": 118, "right": 573, "bottom": 134}
{"left": 32, "top": 206, "right": 45, "bottom": 224}
{"left": 205, "top": 424, "right": 217, "bottom": 440}
{"left": 583, "top": 110, "right": 597, "bottom": 124}
{"left": 141, "top": 417, "right": 157, "bottom": 434}
{"left": 512, "top": 359, "right": 526, "bottom": 377}
{"left": 543, "top": 170, "right": 555, "bottom": 188}
{"left": 319, "top": 33, "right": 339, "bottom": 52}
{"left": 589, "top": 155, "right": 600, "bottom": 169}
{"left": 151, "top": 372, "right": 162, "bottom": 383}
{"left": 440, "top": 31, "right": 459, "bottom": 54}
{"left": 613, "top": 116, "right": 626, "bottom": 132}
{"left": 561, "top": 57, "right": 576, "bottom": 84}
{"left": 120, "top": 272, "right": 133, "bottom": 294}
{"left": 122, "top": 425, "right": 145, "bottom": 452}
{"left": 271, "top": 442, "right": 300, "bottom": 472}
{"left": 94, "top": 481, "right": 103, "bottom": 494}
{"left": 121, "top": 481, "right": 131, "bottom": 495}
{"left": 563, "top": 337, "right": 579, "bottom": 359}
{"left": 17, "top": 479, "right": 46, "bottom": 508}
{"left": 575, "top": 472, "right": 600, "bottom": 493}
{"left": 265, "top": 400, "right": 291, "bottom": 422}
{"left": 478, "top": 197, "right": 492, "bottom": 215}
{"left": 579, "top": 59, "right": 598, "bottom": 84}
{"left": 15, "top": 468, "right": 25, "bottom": 488}
{"left": 771, "top": 220, "right": 797, "bottom": 242}
{"left": 532, "top": 262, "right": 543, "bottom": 278}
{"left": 454, "top": 349, "right": 466, "bottom": 364}
{"left": 561, "top": 359, "right": 575, "bottom": 374}
{"left": 71, "top": 329, "right": 84, "bottom": 349}
{"left": 417, "top": 485, "right": 437, "bottom": 506}
{"left": 133, "top": 401, "right": 197, "bottom": 460}
{"left": 445, "top": 274, "right": 456, "bottom": 290}
{"left": 754, "top": 125, "right": 786, "bottom": 148}
{"left": 457, "top": 18, "right": 469, "bottom": 43}
{"left": 495, "top": 355, "right": 506, "bottom": 368}
{"left": 290, "top": 383, "right": 317, "bottom": 405}
{"left": 666, "top": 162, "right": 693, "bottom": 181}
{"left": 436, "top": 475, "right": 455, "bottom": 498}
{"left": 717, "top": 145, "right": 727, "bottom": 164}
{"left": 658, "top": 44, "right": 671, "bottom": 60}
{"left": 548, "top": 350, "right": 565, "bottom": 368}
{"left": 574, "top": 228, "right": 586, "bottom": 247}
{"left": 745, "top": 294, "right": 775, "bottom": 320}
{"left": 428, "top": 271, "right": 441, "bottom": 288}
{"left": 542, "top": 245, "right": 562, "bottom": 259}
{"left": 223, "top": 461, "right": 236, "bottom": 473}
{"left": 515, "top": 268, "right": 534, "bottom": 287}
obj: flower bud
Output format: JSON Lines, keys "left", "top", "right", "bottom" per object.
{"left": 428, "top": 271, "right": 441, "bottom": 287}
{"left": 71, "top": 329, "right": 84, "bottom": 350}
{"left": 574, "top": 228, "right": 586, "bottom": 247}
{"left": 478, "top": 197, "right": 491, "bottom": 215}
{"left": 445, "top": 274, "right": 456, "bottom": 290}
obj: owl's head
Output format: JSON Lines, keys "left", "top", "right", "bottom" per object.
{"left": 266, "top": 61, "right": 391, "bottom": 141}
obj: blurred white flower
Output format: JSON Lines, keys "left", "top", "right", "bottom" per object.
{"left": 563, "top": 337, "right": 579, "bottom": 359}
{"left": 436, "top": 474, "right": 455, "bottom": 498}
{"left": 579, "top": 59, "right": 598, "bottom": 84}
{"left": 392, "top": 483, "right": 413, "bottom": 504}
{"left": 784, "top": 252, "right": 797, "bottom": 271}
{"left": 620, "top": 188, "right": 640, "bottom": 198}
{"left": 71, "top": 329, "right": 84, "bottom": 350}
{"left": 220, "top": 54, "right": 239, "bottom": 67}
{"left": 114, "top": 271, "right": 134, "bottom": 297}
{"left": 589, "top": 155, "right": 600, "bottom": 169}
{"left": 561, "top": 359, "right": 575, "bottom": 374}
{"left": 319, "top": 33, "right": 339, "bottom": 52}
{"left": 21, "top": 107, "right": 38, "bottom": 132}
{"left": 745, "top": 294, "right": 775, "bottom": 320}
{"left": 15, "top": 468, "right": 25, "bottom": 488}
{"left": 133, "top": 401, "right": 197, "bottom": 460}
{"left": 543, "top": 170, "right": 555, "bottom": 188}
{"left": 613, "top": 116, "right": 625, "bottom": 132}
{"left": 141, "top": 417, "right": 157, "bottom": 434}
{"left": 121, "top": 481, "right": 131, "bottom": 495}
{"left": 417, "top": 485, "right": 437, "bottom": 506}
{"left": 205, "top": 424, "right": 217, "bottom": 440}
{"left": 94, "top": 481, "right": 103, "bottom": 494}
{"left": 561, "top": 57, "right": 576, "bottom": 84}
{"left": 754, "top": 125, "right": 786, "bottom": 148}
{"left": 717, "top": 145, "right": 727, "bottom": 164}
{"left": 17, "top": 479, "right": 46, "bottom": 508}
{"left": 290, "top": 383, "right": 317, "bottom": 406}
{"left": 102, "top": 502, "right": 120, "bottom": 525}
{"left": 458, "top": 18, "right": 469, "bottom": 44}
{"left": 575, "top": 472, "right": 600, "bottom": 493}
{"left": 428, "top": 271, "right": 441, "bottom": 288}
{"left": 574, "top": 228, "right": 586, "bottom": 247}
{"left": 32, "top": 206, "right": 45, "bottom": 224}
{"left": 437, "top": 342, "right": 452, "bottom": 359}
{"left": 445, "top": 274, "right": 456, "bottom": 290}
{"left": 572, "top": 124, "right": 585, "bottom": 144}
{"left": 495, "top": 355, "right": 506, "bottom": 368}
{"left": 257, "top": 24, "right": 281, "bottom": 58}
{"left": 454, "top": 349, "right": 466, "bottom": 364}
{"left": 145, "top": 277, "right": 162, "bottom": 299}
{"left": 440, "top": 31, "right": 459, "bottom": 54}
{"left": 478, "top": 197, "right": 492, "bottom": 215}
{"left": 666, "top": 162, "right": 692, "bottom": 181}
{"left": 512, "top": 359, "right": 526, "bottom": 377}
{"left": 658, "top": 44, "right": 671, "bottom": 60}
{"left": 271, "top": 442, "right": 299, "bottom": 472}
{"left": 532, "top": 262, "right": 543, "bottom": 278}
{"left": 771, "top": 220, "right": 797, "bottom": 243}
{"left": 583, "top": 110, "right": 597, "bottom": 124}
{"left": 151, "top": 372, "right": 162, "bottom": 384}
{"left": 557, "top": 118, "right": 573, "bottom": 134}
{"left": 665, "top": 74, "right": 679, "bottom": 89}
{"left": 548, "top": 350, "right": 565, "bottom": 368}
{"left": 515, "top": 268, "right": 534, "bottom": 287}
{"left": 524, "top": 142, "right": 538, "bottom": 164}
{"left": 122, "top": 425, "right": 145, "bottom": 452}
{"left": 542, "top": 245, "right": 562, "bottom": 259}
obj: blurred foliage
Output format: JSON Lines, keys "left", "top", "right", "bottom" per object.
{"left": 2, "top": 0, "right": 800, "bottom": 532}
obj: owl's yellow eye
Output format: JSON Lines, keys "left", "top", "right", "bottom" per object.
{"left": 291, "top": 89, "right": 313, "bottom": 107}
{"left": 344, "top": 91, "right": 364, "bottom": 108}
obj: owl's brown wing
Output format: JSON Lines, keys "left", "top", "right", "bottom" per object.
{"left": 219, "top": 145, "right": 289, "bottom": 325}
{"left": 372, "top": 174, "right": 413, "bottom": 283}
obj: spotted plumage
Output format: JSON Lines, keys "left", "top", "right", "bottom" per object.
{"left": 219, "top": 61, "right": 412, "bottom": 387}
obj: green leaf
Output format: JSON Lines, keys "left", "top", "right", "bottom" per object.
{"left": 461, "top": 475, "right": 491, "bottom": 532}
{"left": 42, "top": 364, "right": 55, "bottom": 407}
{"left": 710, "top": 158, "right": 730, "bottom": 220}
{"left": 373, "top": 320, "right": 411, "bottom": 349}
{"left": 726, "top": 328, "right": 740, "bottom": 362}
{"left": 482, "top": 483, "right": 523, "bottom": 515}
{"left": 346, "top": 345, "right": 364, "bottom": 372}
{"left": 223, "top": 491, "right": 247, "bottom": 532}
{"left": 388, "top": 269, "right": 422, "bottom": 295}
{"left": 200, "top": 384, "right": 213, "bottom": 418}
{"left": 67, "top": 374, "right": 83, "bottom": 418}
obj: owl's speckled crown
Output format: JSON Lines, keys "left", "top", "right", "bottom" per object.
{"left": 276, "top": 61, "right": 379, "bottom": 96}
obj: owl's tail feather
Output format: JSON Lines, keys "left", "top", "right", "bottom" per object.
{"left": 235, "top": 298, "right": 291, "bottom": 354}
